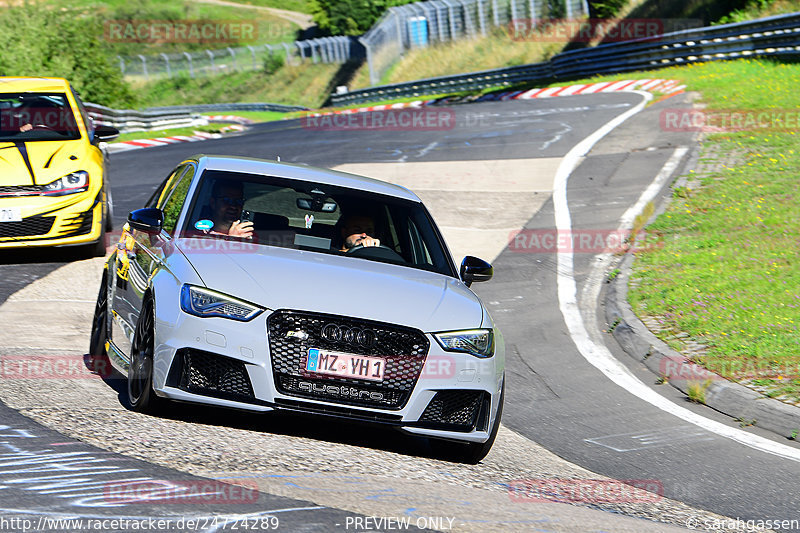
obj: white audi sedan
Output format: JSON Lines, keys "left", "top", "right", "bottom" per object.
{"left": 89, "top": 155, "right": 504, "bottom": 463}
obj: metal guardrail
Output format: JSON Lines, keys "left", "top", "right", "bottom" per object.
{"left": 144, "top": 102, "right": 309, "bottom": 113}
{"left": 331, "top": 11, "right": 800, "bottom": 106}
{"left": 84, "top": 102, "right": 308, "bottom": 134}
{"left": 85, "top": 103, "right": 203, "bottom": 133}
{"left": 331, "top": 62, "right": 553, "bottom": 106}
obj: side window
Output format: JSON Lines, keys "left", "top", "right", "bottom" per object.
{"left": 70, "top": 89, "right": 94, "bottom": 140}
{"left": 161, "top": 165, "right": 196, "bottom": 235}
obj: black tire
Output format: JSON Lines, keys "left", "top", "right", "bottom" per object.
{"left": 87, "top": 275, "right": 112, "bottom": 377}
{"left": 430, "top": 381, "right": 505, "bottom": 464}
{"left": 128, "top": 297, "right": 163, "bottom": 414}
{"left": 105, "top": 188, "right": 114, "bottom": 232}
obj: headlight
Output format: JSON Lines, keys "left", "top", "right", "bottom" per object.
{"left": 433, "top": 329, "right": 494, "bottom": 358}
{"left": 41, "top": 171, "right": 89, "bottom": 196}
{"left": 180, "top": 285, "right": 264, "bottom": 321}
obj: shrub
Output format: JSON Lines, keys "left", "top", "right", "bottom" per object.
{"left": 0, "top": 3, "right": 135, "bottom": 107}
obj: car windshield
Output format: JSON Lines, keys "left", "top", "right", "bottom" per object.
{"left": 179, "top": 169, "right": 456, "bottom": 277}
{"left": 0, "top": 93, "right": 81, "bottom": 142}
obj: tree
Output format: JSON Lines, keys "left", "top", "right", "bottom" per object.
{"left": 0, "top": 4, "right": 135, "bottom": 107}
{"left": 311, "top": 0, "right": 417, "bottom": 36}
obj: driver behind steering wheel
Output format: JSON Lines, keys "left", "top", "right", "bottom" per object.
{"left": 339, "top": 213, "right": 380, "bottom": 252}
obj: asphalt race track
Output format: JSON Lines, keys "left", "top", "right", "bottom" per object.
{"left": 1, "top": 93, "right": 799, "bottom": 532}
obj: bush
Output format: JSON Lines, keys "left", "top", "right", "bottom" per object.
{"left": 0, "top": 3, "right": 135, "bottom": 107}
{"left": 311, "top": 0, "right": 416, "bottom": 36}
{"left": 588, "top": 0, "right": 628, "bottom": 19}
{"left": 263, "top": 52, "right": 285, "bottom": 75}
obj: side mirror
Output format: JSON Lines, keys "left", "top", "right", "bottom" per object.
{"left": 460, "top": 256, "right": 493, "bottom": 287}
{"left": 128, "top": 208, "right": 163, "bottom": 235}
{"left": 94, "top": 124, "right": 120, "bottom": 143}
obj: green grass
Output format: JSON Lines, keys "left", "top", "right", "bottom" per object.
{"left": 220, "top": 0, "right": 313, "bottom": 13}
{"left": 114, "top": 123, "right": 236, "bottom": 142}
{"left": 42, "top": 0, "right": 300, "bottom": 55}
{"left": 135, "top": 63, "right": 340, "bottom": 108}
{"left": 611, "top": 58, "right": 800, "bottom": 403}
{"left": 202, "top": 110, "right": 296, "bottom": 122}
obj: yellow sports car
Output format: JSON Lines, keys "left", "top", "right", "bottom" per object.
{"left": 0, "top": 77, "right": 119, "bottom": 255}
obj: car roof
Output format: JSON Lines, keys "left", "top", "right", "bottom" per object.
{"left": 0, "top": 77, "right": 71, "bottom": 92}
{"left": 195, "top": 155, "right": 422, "bottom": 202}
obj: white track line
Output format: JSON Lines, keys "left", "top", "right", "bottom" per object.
{"left": 552, "top": 90, "right": 800, "bottom": 463}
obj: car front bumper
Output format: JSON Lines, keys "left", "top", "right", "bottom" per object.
{"left": 148, "top": 308, "right": 504, "bottom": 444}
{"left": 0, "top": 190, "right": 103, "bottom": 248}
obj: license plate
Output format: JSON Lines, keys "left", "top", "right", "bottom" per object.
{"left": 306, "top": 348, "right": 384, "bottom": 382}
{"left": 0, "top": 207, "right": 22, "bottom": 222}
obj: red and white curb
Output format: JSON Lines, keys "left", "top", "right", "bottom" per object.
{"left": 514, "top": 79, "right": 685, "bottom": 99}
{"left": 206, "top": 115, "right": 254, "bottom": 124}
{"left": 107, "top": 127, "right": 244, "bottom": 153}
{"left": 306, "top": 100, "right": 426, "bottom": 118}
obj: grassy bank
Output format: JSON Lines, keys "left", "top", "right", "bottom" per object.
{"left": 135, "top": 63, "right": 340, "bottom": 109}
{"left": 567, "top": 59, "right": 800, "bottom": 406}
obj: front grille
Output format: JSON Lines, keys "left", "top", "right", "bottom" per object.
{"left": 60, "top": 209, "right": 93, "bottom": 237}
{"left": 0, "top": 216, "right": 55, "bottom": 238}
{"left": 171, "top": 349, "right": 254, "bottom": 401}
{"left": 0, "top": 185, "right": 42, "bottom": 196}
{"left": 274, "top": 398, "right": 403, "bottom": 423}
{"left": 419, "top": 390, "right": 486, "bottom": 431}
{"left": 267, "top": 310, "right": 429, "bottom": 409}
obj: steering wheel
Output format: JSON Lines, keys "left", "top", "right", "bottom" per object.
{"left": 346, "top": 243, "right": 392, "bottom": 253}
{"left": 346, "top": 243, "right": 405, "bottom": 263}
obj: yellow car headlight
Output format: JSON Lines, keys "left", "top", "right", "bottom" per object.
{"left": 41, "top": 170, "right": 89, "bottom": 196}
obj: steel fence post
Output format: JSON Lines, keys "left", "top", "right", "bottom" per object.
{"left": 117, "top": 56, "right": 125, "bottom": 75}
{"left": 437, "top": 3, "right": 448, "bottom": 41}
{"left": 478, "top": 0, "right": 487, "bottom": 35}
{"left": 282, "top": 42, "right": 292, "bottom": 66}
{"left": 227, "top": 47, "right": 237, "bottom": 70}
{"left": 206, "top": 49, "right": 215, "bottom": 74}
{"left": 458, "top": 0, "right": 474, "bottom": 36}
{"left": 247, "top": 45, "right": 256, "bottom": 70}
{"left": 441, "top": 0, "right": 457, "bottom": 39}
{"left": 492, "top": 0, "right": 499, "bottom": 26}
{"left": 184, "top": 52, "right": 194, "bottom": 78}
{"left": 160, "top": 53, "right": 171, "bottom": 78}
{"left": 566, "top": 0, "right": 572, "bottom": 18}
{"left": 361, "top": 37, "right": 377, "bottom": 86}
{"left": 528, "top": 0, "right": 535, "bottom": 23}
{"left": 138, "top": 55, "right": 148, "bottom": 80}
{"left": 510, "top": 0, "right": 517, "bottom": 24}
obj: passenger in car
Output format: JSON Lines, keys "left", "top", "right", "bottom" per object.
{"left": 338, "top": 213, "right": 381, "bottom": 252}
{"left": 207, "top": 180, "right": 253, "bottom": 238}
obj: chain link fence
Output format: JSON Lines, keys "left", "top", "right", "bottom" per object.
{"left": 360, "top": 0, "right": 589, "bottom": 85}
{"left": 118, "top": 36, "right": 361, "bottom": 80}
{"left": 116, "top": 0, "right": 588, "bottom": 83}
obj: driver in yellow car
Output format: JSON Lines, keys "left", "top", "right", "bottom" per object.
{"left": 338, "top": 213, "right": 380, "bottom": 252}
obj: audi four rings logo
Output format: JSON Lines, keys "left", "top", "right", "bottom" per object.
{"left": 320, "top": 323, "right": 378, "bottom": 347}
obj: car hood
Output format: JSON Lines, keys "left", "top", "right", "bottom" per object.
{"left": 176, "top": 239, "right": 484, "bottom": 332}
{"left": 0, "top": 139, "right": 88, "bottom": 185}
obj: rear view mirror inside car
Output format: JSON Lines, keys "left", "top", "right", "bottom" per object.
{"left": 297, "top": 197, "right": 337, "bottom": 212}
